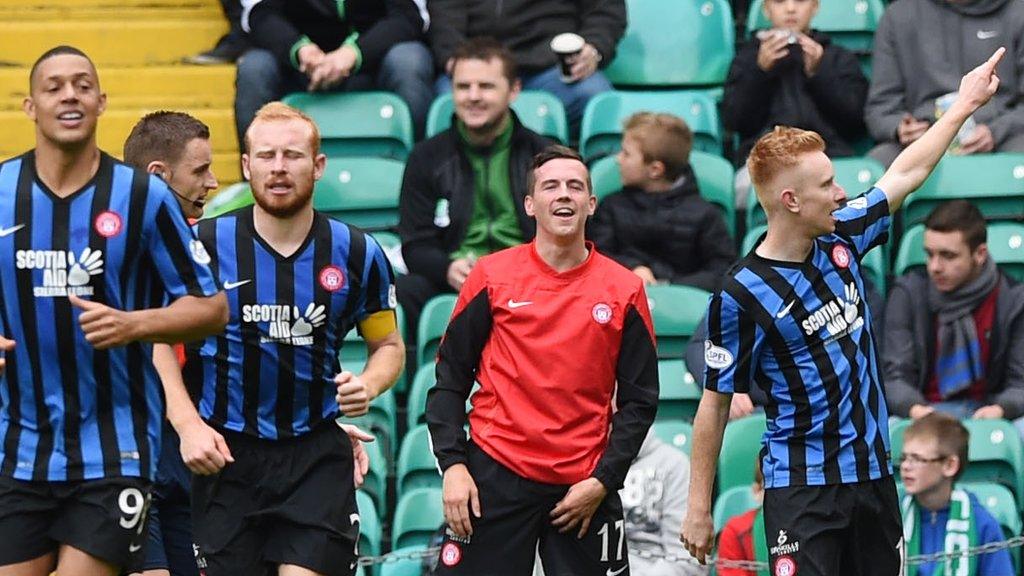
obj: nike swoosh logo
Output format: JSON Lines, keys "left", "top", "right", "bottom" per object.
{"left": 508, "top": 299, "right": 533, "bottom": 309}
{"left": 129, "top": 543, "right": 142, "bottom": 553}
{"left": 977, "top": 30, "right": 999, "bottom": 39}
{"left": 776, "top": 301, "right": 796, "bottom": 319}
{"left": 607, "top": 566, "right": 627, "bottom": 576}
{"left": 223, "top": 279, "right": 251, "bottom": 290}
{"left": 0, "top": 224, "right": 24, "bottom": 237}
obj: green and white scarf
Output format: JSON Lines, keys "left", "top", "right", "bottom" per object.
{"left": 902, "top": 489, "right": 978, "bottom": 576}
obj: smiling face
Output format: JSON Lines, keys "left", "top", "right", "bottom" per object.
{"left": 452, "top": 56, "right": 520, "bottom": 135}
{"left": 242, "top": 117, "right": 325, "bottom": 219}
{"left": 24, "top": 53, "right": 106, "bottom": 149}
{"left": 525, "top": 157, "right": 595, "bottom": 241}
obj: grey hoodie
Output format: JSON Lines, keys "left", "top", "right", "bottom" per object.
{"left": 619, "top": 431, "right": 707, "bottom": 576}
{"left": 865, "top": 0, "right": 1024, "bottom": 146}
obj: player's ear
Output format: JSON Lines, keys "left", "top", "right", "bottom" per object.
{"left": 780, "top": 188, "right": 800, "bottom": 214}
{"left": 313, "top": 153, "right": 327, "bottom": 181}
{"left": 241, "top": 154, "right": 252, "bottom": 181}
{"left": 524, "top": 193, "right": 536, "bottom": 217}
{"left": 22, "top": 96, "right": 35, "bottom": 122}
{"left": 146, "top": 161, "right": 168, "bottom": 179}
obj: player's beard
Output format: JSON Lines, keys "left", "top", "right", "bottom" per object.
{"left": 252, "top": 183, "right": 314, "bottom": 219}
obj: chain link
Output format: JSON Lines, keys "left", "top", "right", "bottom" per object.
{"left": 355, "top": 535, "right": 1024, "bottom": 568}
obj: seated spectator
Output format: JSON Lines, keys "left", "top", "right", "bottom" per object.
{"left": 185, "top": 0, "right": 250, "bottom": 64}
{"left": 588, "top": 112, "right": 736, "bottom": 292}
{"left": 396, "top": 38, "right": 550, "bottom": 338}
{"left": 620, "top": 430, "right": 707, "bottom": 575}
{"left": 865, "top": 0, "right": 1024, "bottom": 167}
{"left": 716, "top": 456, "right": 766, "bottom": 576}
{"left": 883, "top": 201, "right": 1024, "bottom": 435}
{"left": 427, "top": 0, "right": 626, "bottom": 135}
{"left": 899, "top": 413, "right": 1014, "bottom": 576}
{"left": 235, "top": 0, "right": 433, "bottom": 144}
{"left": 723, "top": 0, "right": 867, "bottom": 203}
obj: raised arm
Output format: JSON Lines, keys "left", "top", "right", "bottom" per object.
{"left": 875, "top": 48, "right": 1005, "bottom": 214}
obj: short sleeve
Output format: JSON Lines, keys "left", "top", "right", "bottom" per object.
{"left": 832, "top": 187, "right": 891, "bottom": 257}
{"left": 356, "top": 234, "right": 398, "bottom": 321}
{"left": 145, "top": 183, "right": 220, "bottom": 300}
{"left": 703, "top": 291, "right": 762, "bottom": 394}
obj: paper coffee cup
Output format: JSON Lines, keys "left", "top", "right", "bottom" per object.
{"left": 550, "top": 33, "right": 585, "bottom": 82}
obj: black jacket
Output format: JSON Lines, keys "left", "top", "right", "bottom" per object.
{"left": 427, "top": 0, "right": 626, "bottom": 74}
{"left": 588, "top": 167, "right": 736, "bottom": 292}
{"left": 883, "top": 270, "right": 1024, "bottom": 419}
{"left": 723, "top": 31, "right": 868, "bottom": 162}
{"left": 244, "top": 0, "right": 426, "bottom": 74}
{"left": 398, "top": 114, "right": 551, "bottom": 288}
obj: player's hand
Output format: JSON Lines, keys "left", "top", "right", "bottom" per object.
{"left": 446, "top": 258, "right": 474, "bottom": 291}
{"left": 680, "top": 509, "right": 716, "bottom": 565}
{"left": 955, "top": 47, "right": 1004, "bottom": 114}
{"left": 958, "top": 124, "right": 995, "bottom": 154}
{"left": 177, "top": 417, "right": 234, "bottom": 475}
{"left": 335, "top": 371, "right": 371, "bottom": 417}
{"left": 632, "top": 266, "right": 657, "bottom": 286}
{"left": 0, "top": 335, "right": 15, "bottom": 377}
{"left": 756, "top": 30, "right": 790, "bottom": 72}
{"left": 908, "top": 404, "right": 935, "bottom": 419}
{"left": 308, "top": 45, "right": 358, "bottom": 91}
{"left": 972, "top": 404, "right": 1005, "bottom": 419}
{"left": 568, "top": 43, "right": 601, "bottom": 81}
{"left": 798, "top": 33, "right": 824, "bottom": 77}
{"left": 898, "top": 114, "right": 931, "bottom": 146}
{"left": 550, "top": 477, "right": 607, "bottom": 538}
{"left": 69, "top": 294, "right": 140, "bottom": 349}
{"left": 338, "top": 423, "right": 374, "bottom": 488}
{"left": 443, "top": 463, "right": 481, "bottom": 538}
{"left": 729, "top": 393, "right": 755, "bottom": 420}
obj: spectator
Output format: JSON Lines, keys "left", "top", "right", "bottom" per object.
{"left": 865, "top": 0, "right": 1024, "bottom": 167}
{"left": 716, "top": 456, "right": 766, "bottom": 576}
{"left": 883, "top": 200, "right": 1024, "bottom": 437}
{"left": 396, "top": 38, "right": 550, "bottom": 338}
{"left": 621, "top": 430, "right": 707, "bottom": 576}
{"left": 589, "top": 112, "right": 736, "bottom": 292}
{"left": 185, "top": 0, "right": 250, "bottom": 64}
{"left": 899, "top": 413, "right": 1014, "bottom": 576}
{"left": 235, "top": 0, "right": 433, "bottom": 144}
{"left": 724, "top": 0, "right": 867, "bottom": 202}
{"left": 427, "top": 0, "right": 626, "bottom": 134}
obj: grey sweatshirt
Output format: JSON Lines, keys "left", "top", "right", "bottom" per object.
{"left": 865, "top": 0, "right": 1024, "bottom": 146}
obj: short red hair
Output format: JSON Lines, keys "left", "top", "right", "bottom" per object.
{"left": 244, "top": 101, "right": 321, "bottom": 155}
{"left": 747, "top": 126, "right": 825, "bottom": 193}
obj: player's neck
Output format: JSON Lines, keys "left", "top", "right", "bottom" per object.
{"left": 33, "top": 137, "right": 100, "bottom": 198}
{"left": 534, "top": 233, "right": 588, "bottom": 272}
{"left": 757, "top": 226, "right": 815, "bottom": 263}
{"left": 253, "top": 205, "right": 315, "bottom": 258}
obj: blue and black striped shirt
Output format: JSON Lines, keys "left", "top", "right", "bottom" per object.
{"left": 187, "top": 207, "right": 396, "bottom": 439}
{"left": 704, "top": 187, "right": 893, "bottom": 488}
{"left": 0, "top": 151, "right": 221, "bottom": 482}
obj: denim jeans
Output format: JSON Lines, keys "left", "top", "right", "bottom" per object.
{"left": 434, "top": 64, "right": 613, "bottom": 137}
{"left": 234, "top": 41, "right": 434, "bottom": 145}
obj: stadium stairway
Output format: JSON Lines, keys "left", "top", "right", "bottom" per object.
{"left": 0, "top": 0, "right": 243, "bottom": 185}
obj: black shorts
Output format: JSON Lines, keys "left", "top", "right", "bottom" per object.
{"left": 435, "top": 442, "right": 630, "bottom": 576}
{"left": 0, "top": 476, "right": 152, "bottom": 569}
{"left": 762, "top": 477, "right": 903, "bottom": 576}
{"left": 191, "top": 422, "right": 359, "bottom": 576}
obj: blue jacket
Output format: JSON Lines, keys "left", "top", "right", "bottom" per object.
{"left": 914, "top": 493, "right": 1014, "bottom": 576}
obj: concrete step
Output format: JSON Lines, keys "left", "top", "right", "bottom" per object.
{"left": 0, "top": 19, "right": 228, "bottom": 66}
{"left": 0, "top": 0, "right": 219, "bottom": 8}
{"left": 0, "top": 65, "right": 236, "bottom": 110}
{"left": 2, "top": 5, "right": 221, "bottom": 21}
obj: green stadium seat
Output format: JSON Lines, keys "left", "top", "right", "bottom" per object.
{"left": 718, "top": 413, "right": 768, "bottom": 495}
{"left": 407, "top": 364, "right": 435, "bottom": 431}
{"left": 746, "top": 0, "right": 884, "bottom": 70}
{"left": 652, "top": 419, "right": 694, "bottom": 455}
{"left": 340, "top": 389, "right": 398, "bottom": 468}
{"left": 425, "top": 91, "right": 569, "bottom": 143}
{"left": 203, "top": 182, "right": 252, "bottom": 218}
{"left": 416, "top": 295, "right": 458, "bottom": 368}
{"left": 380, "top": 546, "right": 430, "bottom": 576}
{"left": 397, "top": 424, "right": 442, "bottom": 499}
{"left": 741, "top": 224, "right": 887, "bottom": 292}
{"left": 579, "top": 91, "right": 723, "bottom": 161}
{"left": 312, "top": 157, "right": 404, "bottom": 232}
{"left": 282, "top": 91, "right": 414, "bottom": 160}
{"left": 358, "top": 438, "right": 388, "bottom": 514}
{"left": 657, "top": 359, "right": 703, "bottom": 423}
{"left": 960, "top": 419, "right": 1024, "bottom": 508}
{"left": 603, "top": 0, "right": 734, "bottom": 87}
{"left": 590, "top": 151, "right": 737, "bottom": 237}
{"left": 747, "top": 156, "right": 885, "bottom": 231}
{"left": 356, "top": 489, "right": 382, "bottom": 558}
{"left": 960, "top": 481, "right": 1023, "bottom": 573}
{"left": 712, "top": 485, "right": 760, "bottom": 532}
{"left": 392, "top": 487, "right": 445, "bottom": 550}
{"left": 339, "top": 306, "right": 407, "bottom": 392}
{"left": 645, "top": 284, "right": 711, "bottom": 359}
{"left": 894, "top": 222, "right": 1024, "bottom": 281}
{"left": 902, "top": 153, "right": 1024, "bottom": 229}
